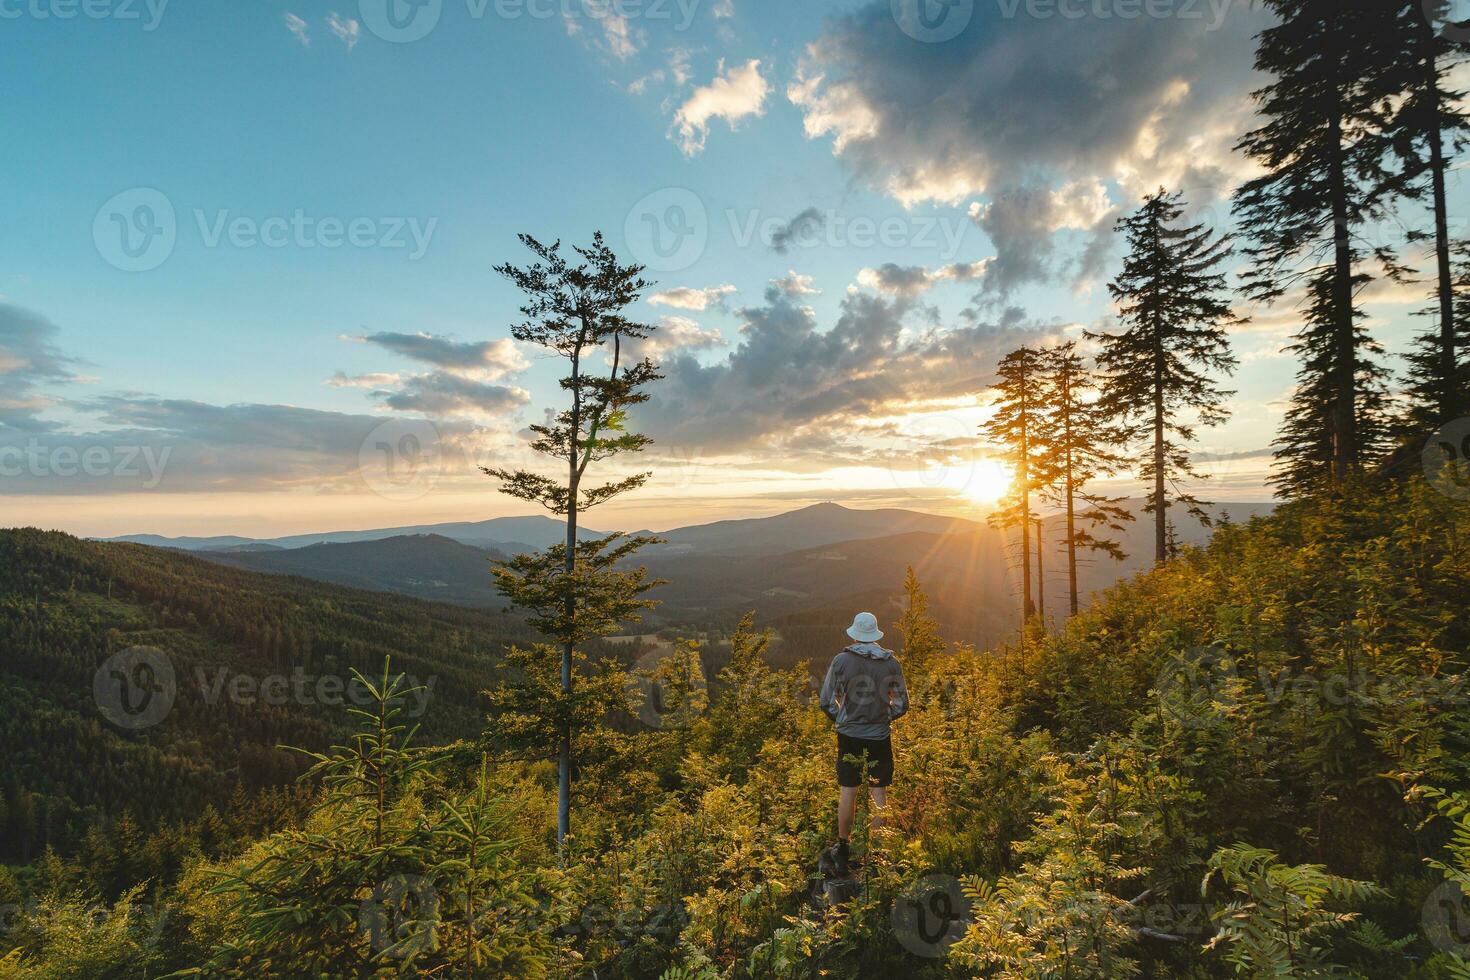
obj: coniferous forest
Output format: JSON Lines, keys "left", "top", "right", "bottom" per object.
{"left": 6, "top": 1, "right": 1470, "bottom": 977}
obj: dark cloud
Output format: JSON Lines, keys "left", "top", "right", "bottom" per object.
{"left": 968, "top": 181, "right": 1118, "bottom": 298}
{"left": 768, "top": 207, "right": 826, "bottom": 254}
{"left": 0, "top": 304, "right": 79, "bottom": 430}
{"left": 357, "top": 331, "right": 526, "bottom": 377}
{"left": 857, "top": 259, "right": 989, "bottom": 297}
{"left": 371, "top": 372, "right": 530, "bottom": 417}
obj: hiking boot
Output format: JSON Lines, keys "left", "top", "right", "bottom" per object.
{"left": 833, "top": 840, "right": 851, "bottom": 877}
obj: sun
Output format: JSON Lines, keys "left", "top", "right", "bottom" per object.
{"left": 965, "top": 459, "right": 1014, "bottom": 506}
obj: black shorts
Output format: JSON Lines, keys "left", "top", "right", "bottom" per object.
{"left": 836, "top": 733, "right": 893, "bottom": 788}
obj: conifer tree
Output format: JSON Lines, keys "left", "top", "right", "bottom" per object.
{"left": 896, "top": 565, "right": 944, "bottom": 676}
{"left": 1270, "top": 269, "right": 1393, "bottom": 495}
{"left": 1387, "top": 1, "right": 1470, "bottom": 429}
{"left": 1039, "top": 342, "right": 1132, "bottom": 615}
{"left": 982, "top": 346, "right": 1058, "bottom": 618}
{"left": 484, "top": 232, "right": 663, "bottom": 845}
{"left": 1093, "top": 190, "right": 1239, "bottom": 563}
{"left": 1404, "top": 240, "right": 1470, "bottom": 434}
{"left": 1233, "top": 0, "right": 1400, "bottom": 484}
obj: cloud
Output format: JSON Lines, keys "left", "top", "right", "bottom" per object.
{"left": 354, "top": 332, "right": 528, "bottom": 379}
{"left": 769, "top": 207, "right": 825, "bottom": 254}
{"left": 622, "top": 315, "right": 726, "bottom": 363}
{"left": 789, "top": 2, "right": 1265, "bottom": 207}
{"left": 856, "top": 260, "right": 990, "bottom": 297}
{"left": 340, "top": 332, "right": 532, "bottom": 419}
{"left": 326, "top": 12, "right": 360, "bottom": 50}
{"left": 327, "top": 372, "right": 402, "bottom": 389}
{"left": 772, "top": 270, "right": 820, "bottom": 296}
{"left": 283, "top": 12, "right": 310, "bottom": 46}
{"left": 649, "top": 284, "right": 737, "bottom": 311}
{"left": 635, "top": 283, "right": 1057, "bottom": 458}
{"left": 0, "top": 304, "right": 78, "bottom": 430}
{"left": 371, "top": 373, "right": 530, "bottom": 417}
{"left": 597, "top": 12, "right": 639, "bottom": 60}
{"left": 628, "top": 48, "right": 693, "bottom": 95}
{"left": 0, "top": 307, "right": 523, "bottom": 495}
{"left": 563, "top": 3, "right": 644, "bottom": 60}
{"left": 671, "top": 58, "right": 770, "bottom": 156}
{"left": 968, "top": 180, "right": 1118, "bottom": 297}
{"left": 712, "top": 0, "right": 733, "bottom": 18}
{"left": 787, "top": 0, "right": 1265, "bottom": 299}
{"left": 0, "top": 395, "right": 497, "bottom": 495}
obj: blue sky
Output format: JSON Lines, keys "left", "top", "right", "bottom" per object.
{"left": 1, "top": 0, "right": 1464, "bottom": 536}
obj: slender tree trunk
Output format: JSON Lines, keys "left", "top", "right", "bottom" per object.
{"left": 1428, "top": 86, "right": 1456, "bottom": 423}
{"left": 1327, "top": 108, "right": 1358, "bottom": 480}
{"left": 559, "top": 337, "right": 584, "bottom": 847}
{"left": 1019, "top": 370, "right": 1034, "bottom": 619}
{"left": 1152, "top": 329, "right": 1167, "bottom": 565}
{"left": 1062, "top": 369, "right": 1079, "bottom": 615}
{"left": 1147, "top": 212, "right": 1167, "bottom": 565}
{"left": 1034, "top": 515, "right": 1045, "bottom": 622}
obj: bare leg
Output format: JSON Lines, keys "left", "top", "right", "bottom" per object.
{"left": 838, "top": 786, "right": 859, "bottom": 841}
{"left": 869, "top": 786, "right": 887, "bottom": 830}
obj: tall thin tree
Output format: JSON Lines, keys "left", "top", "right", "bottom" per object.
{"left": 484, "top": 232, "right": 663, "bottom": 845}
{"left": 1388, "top": 1, "right": 1469, "bottom": 429}
{"left": 1093, "top": 190, "right": 1240, "bottom": 564}
{"left": 1039, "top": 342, "right": 1132, "bottom": 615}
{"left": 1233, "top": 0, "right": 1401, "bottom": 483}
{"left": 983, "top": 346, "right": 1058, "bottom": 619}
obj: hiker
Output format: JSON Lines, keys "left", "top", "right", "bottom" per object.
{"left": 818, "top": 611, "right": 908, "bottom": 877}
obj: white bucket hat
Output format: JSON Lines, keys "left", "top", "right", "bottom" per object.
{"left": 846, "top": 611, "right": 883, "bottom": 643}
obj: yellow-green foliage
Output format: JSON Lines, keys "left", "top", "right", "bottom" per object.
{"left": 6, "top": 478, "right": 1469, "bottom": 977}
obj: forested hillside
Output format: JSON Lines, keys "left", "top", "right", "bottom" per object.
{"left": 201, "top": 534, "right": 512, "bottom": 608}
{"left": 0, "top": 529, "right": 535, "bottom": 866}
{"left": 3, "top": 476, "right": 1466, "bottom": 977}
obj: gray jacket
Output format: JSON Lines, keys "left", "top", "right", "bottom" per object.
{"left": 819, "top": 642, "right": 909, "bottom": 739}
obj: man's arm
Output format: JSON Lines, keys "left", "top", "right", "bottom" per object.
{"left": 818, "top": 656, "right": 844, "bottom": 721}
{"left": 888, "top": 663, "right": 910, "bottom": 721}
